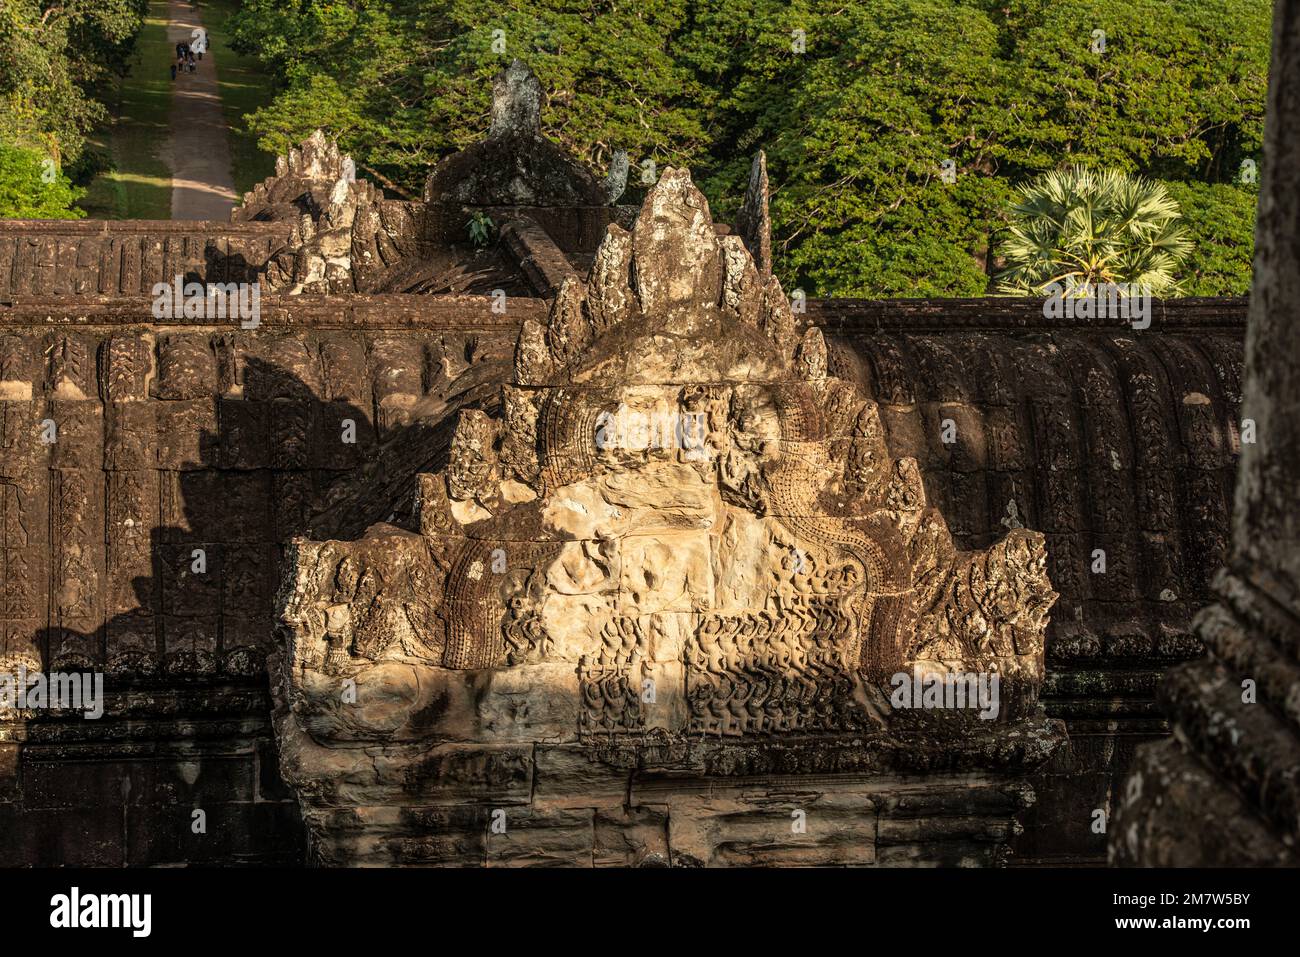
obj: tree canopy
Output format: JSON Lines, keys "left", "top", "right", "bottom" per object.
{"left": 229, "top": 0, "right": 1266, "bottom": 297}
{"left": 0, "top": 140, "right": 85, "bottom": 218}
{"left": 1, "top": 0, "right": 1264, "bottom": 287}
{"left": 0, "top": 0, "right": 148, "bottom": 216}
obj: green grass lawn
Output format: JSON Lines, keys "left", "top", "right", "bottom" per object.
{"left": 79, "top": 0, "right": 173, "bottom": 219}
{"left": 203, "top": 0, "right": 277, "bottom": 198}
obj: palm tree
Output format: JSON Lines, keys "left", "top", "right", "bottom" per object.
{"left": 995, "top": 166, "right": 1191, "bottom": 296}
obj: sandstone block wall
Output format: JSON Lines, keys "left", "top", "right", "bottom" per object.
{"left": 813, "top": 299, "right": 1246, "bottom": 861}
{"left": 0, "top": 295, "right": 524, "bottom": 864}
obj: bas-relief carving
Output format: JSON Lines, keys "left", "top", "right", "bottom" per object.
{"left": 274, "top": 165, "right": 1062, "bottom": 864}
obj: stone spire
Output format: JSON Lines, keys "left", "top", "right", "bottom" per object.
{"left": 232, "top": 129, "right": 402, "bottom": 294}
{"left": 489, "top": 59, "right": 542, "bottom": 137}
{"left": 734, "top": 151, "right": 772, "bottom": 275}
{"left": 1111, "top": 0, "right": 1300, "bottom": 866}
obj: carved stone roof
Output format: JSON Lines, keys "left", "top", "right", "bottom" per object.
{"left": 422, "top": 60, "right": 628, "bottom": 208}
{"left": 214, "top": 62, "right": 635, "bottom": 296}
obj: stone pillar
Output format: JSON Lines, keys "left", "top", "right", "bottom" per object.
{"left": 1111, "top": 0, "right": 1300, "bottom": 866}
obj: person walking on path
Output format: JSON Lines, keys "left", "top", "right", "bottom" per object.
{"left": 165, "top": 0, "right": 237, "bottom": 219}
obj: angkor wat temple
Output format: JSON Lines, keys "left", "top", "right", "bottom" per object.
{"left": 0, "top": 48, "right": 1294, "bottom": 867}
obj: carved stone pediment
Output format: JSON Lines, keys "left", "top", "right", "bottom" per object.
{"left": 272, "top": 162, "right": 1062, "bottom": 866}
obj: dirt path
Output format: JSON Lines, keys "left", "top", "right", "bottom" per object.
{"left": 166, "top": 0, "right": 237, "bottom": 220}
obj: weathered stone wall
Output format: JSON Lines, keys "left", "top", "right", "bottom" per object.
{"left": 2, "top": 688, "right": 304, "bottom": 866}
{"left": 0, "top": 221, "right": 288, "bottom": 298}
{"left": 815, "top": 298, "right": 1247, "bottom": 862}
{"left": 0, "top": 295, "right": 1244, "bottom": 865}
{"left": 0, "top": 296, "right": 526, "bottom": 864}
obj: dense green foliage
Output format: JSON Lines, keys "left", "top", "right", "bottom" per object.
{"left": 1164, "top": 180, "right": 1258, "bottom": 295}
{"left": 996, "top": 167, "right": 1191, "bottom": 295}
{"left": 5, "top": 0, "right": 1258, "bottom": 289}
{"left": 0, "top": 140, "right": 85, "bottom": 218}
{"left": 0, "top": 0, "right": 148, "bottom": 216}
{"left": 226, "top": 0, "right": 1268, "bottom": 297}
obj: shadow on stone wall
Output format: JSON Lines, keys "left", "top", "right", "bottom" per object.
{"left": 6, "top": 353, "right": 479, "bottom": 866}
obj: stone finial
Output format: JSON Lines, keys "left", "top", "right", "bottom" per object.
{"left": 448, "top": 409, "right": 500, "bottom": 503}
{"left": 719, "top": 234, "right": 762, "bottom": 328}
{"left": 760, "top": 274, "right": 796, "bottom": 355}
{"left": 586, "top": 224, "right": 633, "bottom": 333}
{"left": 796, "top": 327, "right": 828, "bottom": 381}
{"left": 234, "top": 129, "right": 401, "bottom": 293}
{"left": 735, "top": 151, "right": 772, "bottom": 275}
{"left": 603, "top": 150, "right": 629, "bottom": 203}
{"left": 505, "top": 164, "right": 789, "bottom": 360}
{"left": 234, "top": 129, "right": 360, "bottom": 222}
{"left": 490, "top": 60, "right": 543, "bottom": 138}
{"left": 424, "top": 60, "right": 617, "bottom": 206}
{"left": 630, "top": 167, "right": 723, "bottom": 331}
{"left": 297, "top": 129, "right": 337, "bottom": 178}
{"left": 514, "top": 318, "right": 554, "bottom": 385}
{"left": 545, "top": 275, "right": 591, "bottom": 363}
